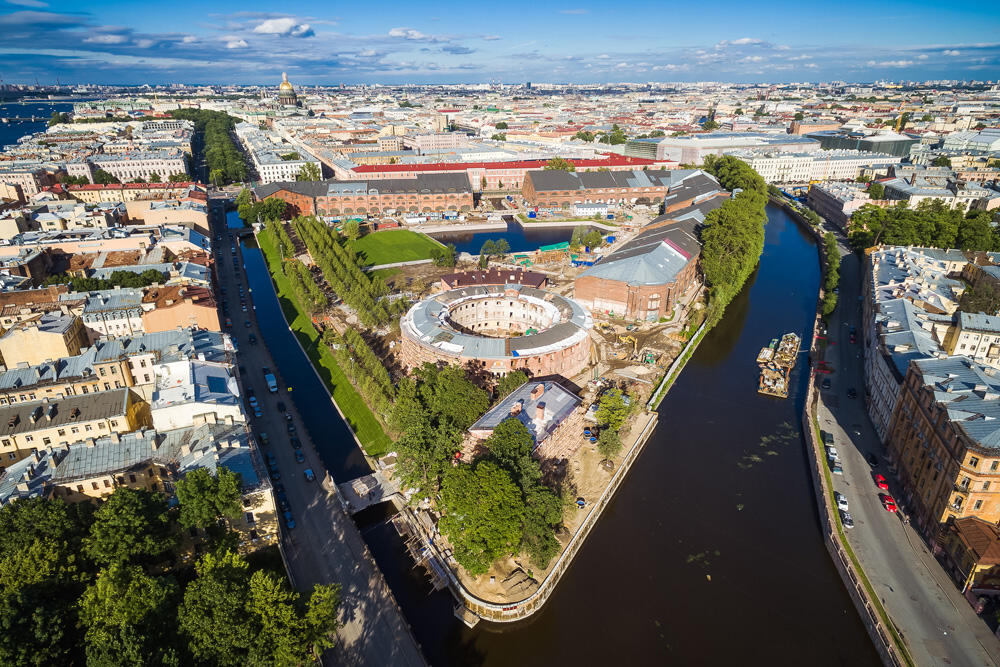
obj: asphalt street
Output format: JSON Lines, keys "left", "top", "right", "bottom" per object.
{"left": 209, "top": 198, "right": 426, "bottom": 667}
{"left": 816, "top": 229, "right": 1000, "bottom": 667}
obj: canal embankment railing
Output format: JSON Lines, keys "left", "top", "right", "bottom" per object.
{"left": 647, "top": 318, "right": 709, "bottom": 410}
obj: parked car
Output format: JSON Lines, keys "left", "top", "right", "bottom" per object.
{"left": 248, "top": 333, "right": 257, "bottom": 345}
{"left": 875, "top": 473, "right": 889, "bottom": 490}
{"left": 841, "top": 511, "right": 855, "bottom": 528}
{"left": 259, "top": 432, "right": 270, "bottom": 447}
{"left": 289, "top": 436, "right": 301, "bottom": 450}
{"left": 283, "top": 511, "right": 296, "bottom": 530}
{"left": 866, "top": 452, "right": 879, "bottom": 467}
{"left": 821, "top": 378, "right": 832, "bottom": 390}
{"left": 821, "top": 431, "right": 834, "bottom": 446}
{"left": 832, "top": 460, "right": 843, "bottom": 475}
{"left": 847, "top": 387, "right": 857, "bottom": 399}
{"left": 826, "top": 445, "right": 839, "bottom": 459}
{"left": 244, "top": 320, "right": 251, "bottom": 328}
{"left": 303, "top": 468, "right": 315, "bottom": 482}
{"left": 881, "top": 494, "right": 898, "bottom": 513}
{"left": 266, "top": 453, "right": 277, "bottom": 467}
{"left": 835, "top": 491, "right": 849, "bottom": 513}
{"left": 253, "top": 407, "right": 262, "bottom": 419}
{"left": 276, "top": 492, "right": 289, "bottom": 512}
{"left": 286, "top": 421, "right": 296, "bottom": 434}
{"left": 294, "top": 450, "right": 305, "bottom": 464}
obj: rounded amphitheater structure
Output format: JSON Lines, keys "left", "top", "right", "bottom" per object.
{"left": 400, "top": 284, "right": 594, "bottom": 378}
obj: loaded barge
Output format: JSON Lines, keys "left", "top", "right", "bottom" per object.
{"left": 757, "top": 332, "right": 801, "bottom": 398}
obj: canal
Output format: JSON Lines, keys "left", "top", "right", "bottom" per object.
{"left": 0, "top": 101, "right": 76, "bottom": 148}
{"left": 429, "top": 219, "right": 588, "bottom": 254}
{"left": 241, "top": 204, "right": 879, "bottom": 665}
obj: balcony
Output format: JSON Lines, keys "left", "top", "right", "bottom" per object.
{"left": 954, "top": 483, "right": 971, "bottom": 496}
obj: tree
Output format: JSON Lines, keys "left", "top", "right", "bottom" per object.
{"left": 595, "top": 388, "right": 630, "bottom": 432}
{"left": 439, "top": 461, "right": 525, "bottom": 576}
{"left": 497, "top": 370, "right": 528, "bottom": 400}
{"left": 544, "top": 157, "right": 576, "bottom": 172}
{"left": 574, "top": 130, "right": 595, "bottom": 142}
{"left": 178, "top": 550, "right": 256, "bottom": 666}
{"left": 932, "top": 155, "right": 952, "bottom": 168}
{"left": 130, "top": 176, "right": 146, "bottom": 184}
{"left": 960, "top": 281, "right": 1000, "bottom": 316}
{"left": 856, "top": 174, "right": 872, "bottom": 183}
{"left": 93, "top": 169, "right": 120, "bottom": 185}
{"left": 78, "top": 563, "right": 180, "bottom": 667}
{"left": 570, "top": 225, "right": 588, "bottom": 249}
{"left": 430, "top": 243, "right": 457, "bottom": 267}
{"left": 701, "top": 119, "right": 720, "bottom": 131}
{"left": 583, "top": 230, "right": 603, "bottom": 248}
{"left": 793, "top": 111, "right": 804, "bottom": 121}
{"left": 175, "top": 468, "right": 243, "bottom": 530}
{"left": 597, "top": 428, "right": 623, "bottom": 462}
{"left": 168, "top": 172, "right": 188, "bottom": 183}
{"left": 481, "top": 175, "right": 487, "bottom": 190}
{"left": 296, "top": 162, "right": 321, "bottom": 181}
{"left": 868, "top": 182, "right": 885, "bottom": 199}
{"left": 491, "top": 133, "right": 506, "bottom": 141}
{"left": 48, "top": 111, "right": 71, "bottom": 126}
{"left": 85, "top": 488, "right": 174, "bottom": 566}
{"left": 495, "top": 121, "right": 509, "bottom": 130}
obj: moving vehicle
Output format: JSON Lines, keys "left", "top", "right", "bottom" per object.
{"left": 847, "top": 387, "right": 857, "bottom": 399}
{"left": 875, "top": 473, "right": 889, "bottom": 491}
{"left": 265, "top": 373, "right": 278, "bottom": 393}
{"left": 881, "top": 494, "right": 898, "bottom": 513}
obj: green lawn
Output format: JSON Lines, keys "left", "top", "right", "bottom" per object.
{"left": 352, "top": 229, "right": 442, "bottom": 266}
{"left": 257, "top": 231, "right": 392, "bottom": 457}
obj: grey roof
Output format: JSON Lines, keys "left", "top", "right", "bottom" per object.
{"left": 470, "top": 380, "right": 581, "bottom": 445}
{"left": 401, "top": 284, "right": 592, "bottom": 360}
{"left": 0, "top": 423, "right": 266, "bottom": 504}
{"left": 875, "top": 298, "right": 943, "bottom": 378}
{"left": 527, "top": 168, "right": 699, "bottom": 193}
{"left": 0, "top": 389, "right": 131, "bottom": 436}
{"left": 911, "top": 356, "right": 1000, "bottom": 451}
{"left": 960, "top": 311, "right": 1000, "bottom": 335}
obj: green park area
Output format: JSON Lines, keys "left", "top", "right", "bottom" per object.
{"left": 353, "top": 229, "right": 441, "bottom": 266}
{"left": 257, "top": 230, "right": 391, "bottom": 457}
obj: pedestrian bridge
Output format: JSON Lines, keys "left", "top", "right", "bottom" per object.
{"left": 337, "top": 470, "right": 403, "bottom": 514}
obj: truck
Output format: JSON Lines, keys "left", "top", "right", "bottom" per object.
{"left": 265, "top": 373, "right": 278, "bottom": 393}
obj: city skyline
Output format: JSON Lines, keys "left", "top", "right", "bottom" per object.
{"left": 1, "top": 0, "right": 999, "bottom": 85}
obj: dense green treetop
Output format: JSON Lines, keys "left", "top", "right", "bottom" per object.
{"left": 175, "top": 468, "right": 243, "bottom": 530}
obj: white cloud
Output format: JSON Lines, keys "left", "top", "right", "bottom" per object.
{"left": 226, "top": 39, "right": 248, "bottom": 49}
{"left": 595, "top": 53, "right": 610, "bottom": 59}
{"left": 134, "top": 38, "right": 154, "bottom": 48}
{"left": 917, "top": 54, "right": 928, "bottom": 60}
{"left": 181, "top": 35, "right": 197, "bottom": 44}
{"left": 866, "top": 59, "right": 913, "bottom": 67}
{"left": 614, "top": 62, "right": 630, "bottom": 69}
{"left": 84, "top": 33, "right": 128, "bottom": 45}
{"left": 741, "top": 55, "right": 765, "bottom": 63}
{"left": 804, "top": 63, "right": 818, "bottom": 69}
{"left": 5, "top": 0, "right": 48, "bottom": 7}
{"left": 788, "top": 55, "right": 811, "bottom": 61}
{"left": 389, "top": 27, "right": 428, "bottom": 40}
{"left": 253, "top": 18, "right": 313, "bottom": 38}
{"left": 943, "top": 49, "right": 960, "bottom": 56}
{"left": 718, "top": 37, "right": 763, "bottom": 47}
{"left": 482, "top": 35, "right": 501, "bottom": 41}
{"left": 358, "top": 49, "right": 377, "bottom": 57}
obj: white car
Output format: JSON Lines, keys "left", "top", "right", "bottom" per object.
{"left": 835, "top": 491, "right": 849, "bottom": 513}
{"left": 826, "top": 445, "right": 839, "bottom": 460}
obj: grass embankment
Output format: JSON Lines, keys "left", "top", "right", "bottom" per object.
{"left": 257, "top": 230, "right": 391, "bottom": 457}
{"left": 810, "top": 413, "right": 914, "bottom": 666}
{"left": 516, "top": 213, "right": 616, "bottom": 225}
{"left": 353, "top": 229, "right": 441, "bottom": 265}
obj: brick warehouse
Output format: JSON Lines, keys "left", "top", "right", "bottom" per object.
{"left": 573, "top": 171, "right": 730, "bottom": 321}
{"left": 253, "top": 173, "right": 472, "bottom": 217}
{"left": 522, "top": 167, "right": 715, "bottom": 208}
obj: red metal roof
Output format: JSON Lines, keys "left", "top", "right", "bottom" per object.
{"left": 352, "top": 154, "right": 660, "bottom": 174}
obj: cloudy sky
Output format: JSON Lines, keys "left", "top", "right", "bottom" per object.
{"left": 1, "top": 0, "right": 998, "bottom": 85}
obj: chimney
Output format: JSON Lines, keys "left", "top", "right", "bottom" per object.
{"left": 85, "top": 438, "right": 95, "bottom": 448}
{"left": 535, "top": 402, "right": 546, "bottom": 422}
{"left": 109, "top": 432, "right": 120, "bottom": 444}
{"left": 530, "top": 383, "right": 545, "bottom": 401}
{"left": 510, "top": 401, "right": 522, "bottom": 416}
{"left": 15, "top": 481, "right": 29, "bottom": 493}
{"left": 181, "top": 443, "right": 191, "bottom": 456}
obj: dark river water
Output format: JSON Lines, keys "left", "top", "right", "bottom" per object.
{"left": 240, "top": 204, "right": 879, "bottom": 666}
{"left": 429, "top": 220, "right": 587, "bottom": 254}
{"left": 0, "top": 101, "right": 75, "bottom": 149}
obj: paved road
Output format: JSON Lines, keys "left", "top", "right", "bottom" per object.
{"left": 209, "top": 200, "right": 426, "bottom": 667}
{"left": 815, "top": 228, "right": 1000, "bottom": 667}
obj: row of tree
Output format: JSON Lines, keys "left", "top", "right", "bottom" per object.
{"left": 821, "top": 232, "right": 841, "bottom": 319}
{"left": 324, "top": 328, "right": 395, "bottom": 424}
{"left": 290, "top": 216, "right": 396, "bottom": 327}
{"left": 44, "top": 269, "right": 168, "bottom": 292}
{"left": 698, "top": 156, "right": 769, "bottom": 327}
{"left": 0, "top": 476, "right": 339, "bottom": 666}
{"left": 847, "top": 199, "right": 998, "bottom": 252}
{"left": 168, "top": 109, "right": 247, "bottom": 185}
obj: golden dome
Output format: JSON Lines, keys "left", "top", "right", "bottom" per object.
{"left": 279, "top": 72, "right": 294, "bottom": 92}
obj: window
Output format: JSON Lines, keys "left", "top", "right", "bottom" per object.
{"left": 24, "top": 435, "right": 32, "bottom": 442}
{"left": 99, "top": 367, "right": 106, "bottom": 377}
{"left": 57, "top": 429, "right": 65, "bottom": 436}
{"left": 76, "top": 485, "right": 84, "bottom": 493}
{"left": 85, "top": 425, "right": 92, "bottom": 432}
{"left": 986, "top": 482, "right": 992, "bottom": 491}
{"left": 42, "top": 437, "right": 51, "bottom": 446}
{"left": 245, "top": 512, "right": 255, "bottom": 525}
{"left": 992, "top": 461, "right": 999, "bottom": 472}
{"left": 103, "top": 383, "right": 110, "bottom": 391}
{"left": 974, "top": 500, "right": 984, "bottom": 510}
{"left": 91, "top": 482, "right": 99, "bottom": 491}
{"left": 111, "top": 420, "right": 118, "bottom": 428}
{"left": 970, "top": 457, "right": 980, "bottom": 468}
{"left": 129, "top": 474, "right": 136, "bottom": 483}
{"left": 81, "top": 385, "right": 89, "bottom": 394}
{"left": 103, "top": 479, "right": 111, "bottom": 488}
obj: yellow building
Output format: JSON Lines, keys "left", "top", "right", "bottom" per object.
{"left": 0, "top": 312, "right": 88, "bottom": 368}
{"left": 887, "top": 356, "right": 1000, "bottom": 538}
{"left": 940, "top": 517, "right": 1000, "bottom": 594}
{"left": 0, "top": 388, "right": 150, "bottom": 465}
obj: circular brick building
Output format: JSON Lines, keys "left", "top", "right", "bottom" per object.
{"left": 400, "top": 284, "right": 593, "bottom": 378}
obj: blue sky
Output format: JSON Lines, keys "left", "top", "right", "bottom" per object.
{"left": 1, "top": 0, "right": 998, "bottom": 85}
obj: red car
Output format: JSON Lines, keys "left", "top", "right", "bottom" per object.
{"left": 881, "top": 494, "right": 898, "bottom": 513}
{"left": 874, "top": 473, "right": 889, "bottom": 491}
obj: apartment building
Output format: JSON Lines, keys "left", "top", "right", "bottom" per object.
{"left": 0, "top": 312, "right": 88, "bottom": 368}
{"left": 725, "top": 149, "right": 901, "bottom": 184}
{"left": 886, "top": 356, "right": 1000, "bottom": 540}
{"left": 234, "top": 122, "right": 322, "bottom": 184}
{"left": 79, "top": 288, "right": 146, "bottom": 342}
{"left": 0, "top": 388, "right": 150, "bottom": 465}
{"left": 141, "top": 285, "right": 220, "bottom": 333}
{"left": 66, "top": 150, "right": 189, "bottom": 184}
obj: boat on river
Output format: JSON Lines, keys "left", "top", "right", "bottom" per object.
{"left": 757, "top": 332, "right": 801, "bottom": 398}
